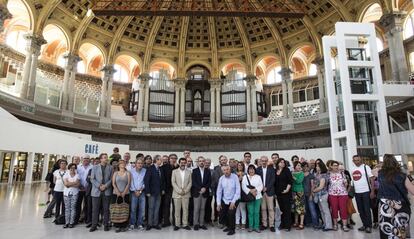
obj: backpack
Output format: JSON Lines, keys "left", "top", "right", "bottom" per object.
{"left": 53, "top": 214, "right": 65, "bottom": 225}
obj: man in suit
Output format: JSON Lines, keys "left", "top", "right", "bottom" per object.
{"left": 171, "top": 157, "right": 192, "bottom": 231}
{"left": 144, "top": 155, "right": 165, "bottom": 230}
{"left": 191, "top": 156, "right": 211, "bottom": 230}
{"left": 256, "top": 155, "right": 276, "bottom": 231}
{"left": 212, "top": 155, "right": 228, "bottom": 226}
{"left": 160, "top": 153, "right": 179, "bottom": 227}
{"left": 89, "top": 153, "right": 113, "bottom": 232}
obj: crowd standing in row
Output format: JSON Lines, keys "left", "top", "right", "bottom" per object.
{"left": 43, "top": 148, "right": 414, "bottom": 238}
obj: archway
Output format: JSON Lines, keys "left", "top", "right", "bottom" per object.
{"left": 185, "top": 65, "right": 211, "bottom": 125}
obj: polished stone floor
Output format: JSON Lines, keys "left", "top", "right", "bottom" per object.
{"left": 0, "top": 183, "right": 405, "bottom": 239}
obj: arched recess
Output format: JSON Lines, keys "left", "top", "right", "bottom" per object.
{"left": 149, "top": 60, "right": 177, "bottom": 79}
{"left": 254, "top": 56, "right": 281, "bottom": 84}
{"left": 113, "top": 54, "right": 141, "bottom": 83}
{"left": 221, "top": 62, "right": 247, "bottom": 79}
{"left": 289, "top": 44, "right": 316, "bottom": 79}
{"left": 183, "top": 61, "right": 212, "bottom": 78}
{"left": 78, "top": 42, "right": 105, "bottom": 77}
{"left": 219, "top": 59, "right": 247, "bottom": 75}
{"left": 41, "top": 24, "right": 70, "bottom": 65}
{"left": 358, "top": 2, "right": 383, "bottom": 23}
{"left": 3, "top": 0, "right": 33, "bottom": 53}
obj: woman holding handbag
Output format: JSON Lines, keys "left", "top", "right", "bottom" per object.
{"left": 111, "top": 159, "right": 131, "bottom": 233}
{"left": 242, "top": 165, "right": 263, "bottom": 233}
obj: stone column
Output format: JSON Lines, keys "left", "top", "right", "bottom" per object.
{"left": 0, "top": 1, "right": 12, "bottom": 33}
{"left": 41, "top": 153, "right": 49, "bottom": 182}
{"left": 25, "top": 152, "right": 34, "bottom": 184}
{"left": 280, "top": 67, "right": 293, "bottom": 117}
{"left": 208, "top": 80, "right": 218, "bottom": 126}
{"left": 380, "top": 12, "right": 409, "bottom": 81}
{"left": 61, "top": 53, "right": 81, "bottom": 123}
{"left": 246, "top": 75, "right": 258, "bottom": 123}
{"left": 180, "top": 82, "right": 186, "bottom": 124}
{"left": 173, "top": 79, "right": 184, "bottom": 126}
{"left": 99, "top": 65, "right": 116, "bottom": 129}
{"left": 215, "top": 81, "right": 221, "bottom": 125}
{"left": 142, "top": 74, "right": 151, "bottom": 123}
{"left": 136, "top": 79, "right": 146, "bottom": 124}
{"left": 246, "top": 79, "right": 252, "bottom": 122}
{"left": 313, "top": 57, "right": 326, "bottom": 113}
{"left": 20, "top": 34, "right": 46, "bottom": 101}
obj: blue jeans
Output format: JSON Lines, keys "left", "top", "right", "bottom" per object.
{"left": 130, "top": 192, "right": 146, "bottom": 226}
{"left": 305, "top": 195, "right": 319, "bottom": 227}
{"left": 355, "top": 192, "right": 372, "bottom": 228}
{"left": 148, "top": 194, "right": 161, "bottom": 226}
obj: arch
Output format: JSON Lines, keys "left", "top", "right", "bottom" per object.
{"left": 42, "top": 20, "right": 73, "bottom": 50}
{"left": 219, "top": 59, "right": 247, "bottom": 74}
{"left": 358, "top": 2, "right": 383, "bottom": 23}
{"left": 78, "top": 39, "right": 107, "bottom": 64}
{"left": 404, "top": 10, "right": 414, "bottom": 39}
{"left": 253, "top": 53, "right": 280, "bottom": 74}
{"left": 79, "top": 42, "right": 105, "bottom": 76}
{"left": 287, "top": 42, "right": 316, "bottom": 64}
{"left": 6, "top": 0, "right": 35, "bottom": 31}
{"left": 4, "top": 0, "right": 33, "bottom": 53}
{"left": 113, "top": 54, "right": 141, "bottom": 83}
{"left": 148, "top": 59, "right": 177, "bottom": 79}
{"left": 113, "top": 51, "right": 143, "bottom": 70}
{"left": 41, "top": 24, "right": 70, "bottom": 65}
{"left": 289, "top": 44, "right": 316, "bottom": 79}
{"left": 183, "top": 61, "right": 213, "bottom": 76}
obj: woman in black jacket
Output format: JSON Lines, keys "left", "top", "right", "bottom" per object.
{"left": 275, "top": 158, "right": 293, "bottom": 231}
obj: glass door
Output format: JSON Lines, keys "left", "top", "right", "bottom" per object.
{"left": 33, "top": 153, "right": 44, "bottom": 181}
{"left": 1, "top": 153, "right": 12, "bottom": 183}
{"left": 15, "top": 153, "right": 28, "bottom": 182}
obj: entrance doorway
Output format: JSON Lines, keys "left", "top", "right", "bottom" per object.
{"left": 1, "top": 153, "right": 12, "bottom": 183}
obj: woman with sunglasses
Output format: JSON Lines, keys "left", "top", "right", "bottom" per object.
{"left": 62, "top": 163, "right": 80, "bottom": 228}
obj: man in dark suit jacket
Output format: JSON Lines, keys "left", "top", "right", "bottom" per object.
{"left": 191, "top": 156, "right": 211, "bottom": 230}
{"left": 144, "top": 155, "right": 165, "bottom": 230}
{"left": 160, "top": 154, "right": 178, "bottom": 227}
{"left": 256, "top": 155, "right": 276, "bottom": 231}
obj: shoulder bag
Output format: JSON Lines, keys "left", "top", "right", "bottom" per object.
{"left": 110, "top": 196, "right": 130, "bottom": 223}
{"left": 241, "top": 175, "right": 256, "bottom": 202}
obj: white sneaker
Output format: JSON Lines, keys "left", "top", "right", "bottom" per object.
{"left": 129, "top": 225, "right": 135, "bottom": 231}
{"left": 137, "top": 225, "right": 144, "bottom": 230}
{"left": 275, "top": 229, "right": 281, "bottom": 234}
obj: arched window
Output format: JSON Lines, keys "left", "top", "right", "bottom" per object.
{"left": 267, "top": 66, "right": 282, "bottom": 84}
{"left": 404, "top": 12, "right": 414, "bottom": 40}
{"left": 6, "top": 30, "right": 26, "bottom": 53}
{"left": 309, "top": 64, "right": 317, "bottom": 76}
{"left": 113, "top": 64, "right": 129, "bottom": 83}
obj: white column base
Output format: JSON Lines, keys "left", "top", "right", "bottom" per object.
{"left": 99, "top": 117, "right": 112, "bottom": 129}
{"left": 61, "top": 110, "right": 74, "bottom": 124}
{"left": 281, "top": 118, "right": 294, "bottom": 131}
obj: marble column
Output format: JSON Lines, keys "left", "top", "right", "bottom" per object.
{"left": 142, "top": 74, "right": 150, "bottom": 123}
{"left": 380, "top": 12, "right": 409, "bottom": 82}
{"left": 246, "top": 75, "right": 258, "bottom": 123}
{"left": 136, "top": 79, "right": 146, "bottom": 124}
{"left": 280, "top": 67, "right": 293, "bottom": 118}
{"left": 20, "top": 33, "right": 46, "bottom": 101}
{"left": 8, "top": 152, "right": 18, "bottom": 185}
{"left": 215, "top": 81, "right": 221, "bottom": 125}
{"left": 208, "top": 80, "right": 218, "bottom": 126}
{"left": 0, "top": 1, "right": 12, "bottom": 33}
{"left": 99, "top": 65, "right": 116, "bottom": 129}
{"left": 25, "top": 152, "right": 34, "bottom": 184}
{"left": 41, "top": 153, "right": 49, "bottom": 182}
{"left": 180, "top": 83, "right": 186, "bottom": 124}
{"left": 313, "top": 58, "right": 326, "bottom": 113}
{"left": 61, "top": 53, "right": 81, "bottom": 123}
{"left": 173, "top": 79, "right": 184, "bottom": 126}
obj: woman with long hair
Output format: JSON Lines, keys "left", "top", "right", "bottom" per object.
{"left": 275, "top": 158, "right": 293, "bottom": 231}
{"left": 312, "top": 160, "right": 333, "bottom": 231}
{"left": 292, "top": 161, "right": 305, "bottom": 230}
{"left": 235, "top": 161, "right": 246, "bottom": 230}
{"left": 377, "top": 154, "right": 414, "bottom": 239}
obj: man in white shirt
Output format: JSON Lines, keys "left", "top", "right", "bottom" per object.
{"left": 351, "top": 155, "right": 373, "bottom": 233}
{"left": 124, "top": 152, "right": 134, "bottom": 171}
{"left": 75, "top": 155, "right": 92, "bottom": 224}
{"left": 53, "top": 159, "right": 68, "bottom": 219}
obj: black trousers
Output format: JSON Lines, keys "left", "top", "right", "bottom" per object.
{"left": 205, "top": 195, "right": 213, "bottom": 224}
{"left": 277, "top": 194, "right": 292, "bottom": 229}
{"left": 220, "top": 200, "right": 238, "bottom": 231}
{"left": 355, "top": 192, "right": 372, "bottom": 228}
{"left": 161, "top": 192, "right": 172, "bottom": 225}
{"left": 75, "top": 191, "right": 86, "bottom": 224}
{"left": 44, "top": 190, "right": 56, "bottom": 217}
{"left": 188, "top": 197, "right": 194, "bottom": 225}
{"left": 92, "top": 195, "right": 110, "bottom": 227}
{"left": 85, "top": 194, "right": 92, "bottom": 224}
{"left": 54, "top": 191, "right": 65, "bottom": 218}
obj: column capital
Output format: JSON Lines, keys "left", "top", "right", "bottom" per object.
{"left": 173, "top": 78, "right": 186, "bottom": 88}
{"left": 100, "top": 64, "right": 116, "bottom": 80}
{"left": 244, "top": 74, "right": 257, "bottom": 85}
{"left": 279, "top": 67, "right": 292, "bottom": 81}
{"left": 379, "top": 12, "right": 407, "bottom": 34}
{"left": 208, "top": 78, "right": 222, "bottom": 88}
{"left": 63, "top": 52, "right": 81, "bottom": 71}
{"left": 312, "top": 56, "right": 324, "bottom": 66}
{"left": 23, "top": 33, "right": 47, "bottom": 55}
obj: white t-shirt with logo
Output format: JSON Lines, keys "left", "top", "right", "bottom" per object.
{"left": 351, "top": 164, "right": 373, "bottom": 193}
{"left": 53, "top": 169, "right": 68, "bottom": 192}
{"left": 63, "top": 173, "right": 80, "bottom": 196}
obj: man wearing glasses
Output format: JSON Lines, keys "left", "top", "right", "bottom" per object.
{"left": 75, "top": 155, "right": 92, "bottom": 224}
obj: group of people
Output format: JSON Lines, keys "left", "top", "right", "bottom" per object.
{"left": 42, "top": 148, "right": 414, "bottom": 238}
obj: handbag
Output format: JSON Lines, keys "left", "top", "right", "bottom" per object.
{"left": 241, "top": 175, "right": 256, "bottom": 202}
{"left": 110, "top": 196, "right": 130, "bottom": 223}
{"left": 346, "top": 198, "right": 356, "bottom": 214}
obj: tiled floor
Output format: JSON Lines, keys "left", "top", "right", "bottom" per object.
{"left": 0, "top": 183, "right": 402, "bottom": 239}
